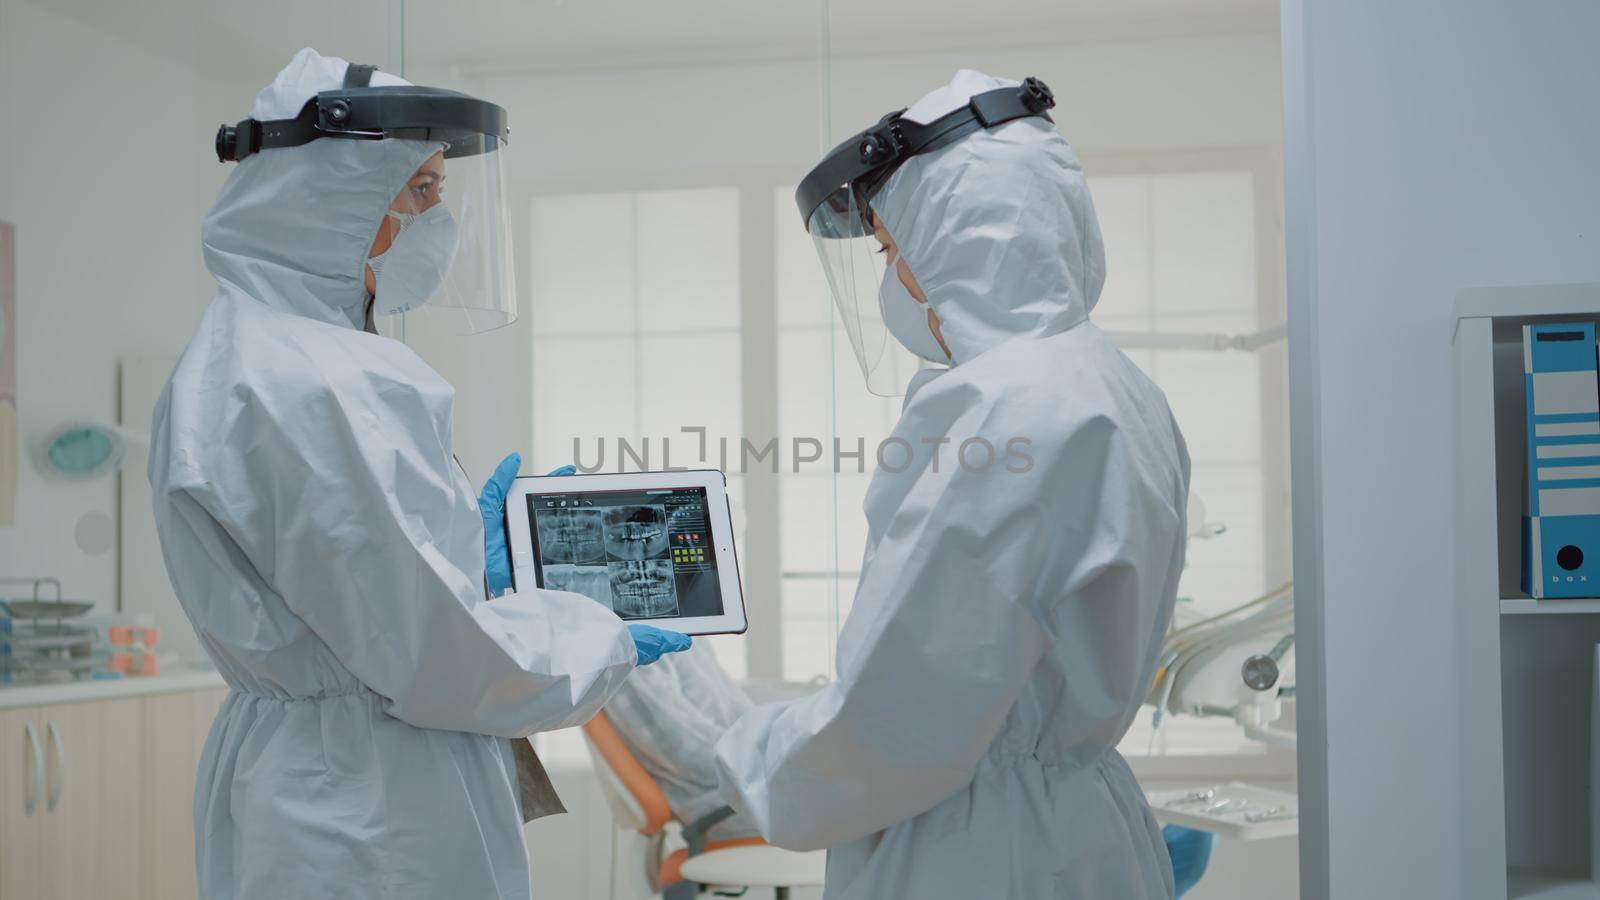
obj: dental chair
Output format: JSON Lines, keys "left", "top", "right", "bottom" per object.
{"left": 582, "top": 711, "right": 825, "bottom": 900}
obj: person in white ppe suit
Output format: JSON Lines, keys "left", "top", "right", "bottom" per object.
{"left": 150, "top": 49, "right": 686, "bottom": 900}
{"left": 604, "top": 642, "right": 762, "bottom": 842}
{"left": 714, "top": 70, "right": 1191, "bottom": 899}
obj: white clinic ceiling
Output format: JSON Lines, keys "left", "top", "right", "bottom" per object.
{"left": 23, "top": 0, "right": 1277, "bottom": 79}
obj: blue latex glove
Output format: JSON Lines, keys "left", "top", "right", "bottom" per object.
{"left": 1162, "top": 824, "right": 1215, "bottom": 898}
{"left": 627, "top": 624, "right": 691, "bottom": 665}
{"left": 480, "top": 459, "right": 578, "bottom": 597}
{"left": 479, "top": 453, "right": 523, "bottom": 597}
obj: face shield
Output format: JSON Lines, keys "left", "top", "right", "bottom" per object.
{"left": 216, "top": 63, "right": 517, "bottom": 334}
{"left": 795, "top": 77, "right": 1056, "bottom": 394}
{"left": 806, "top": 185, "right": 921, "bottom": 396}
{"left": 364, "top": 138, "right": 516, "bottom": 334}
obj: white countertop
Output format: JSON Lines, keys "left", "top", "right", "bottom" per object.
{"left": 0, "top": 666, "right": 226, "bottom": 709}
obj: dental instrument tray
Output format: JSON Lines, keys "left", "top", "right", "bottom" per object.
{"left": 2, "top": 600, "right": 94, "bottom": 620}
{"left": 505, "top": 469, "right": 747, "bottom": 636}
{"left": 1147, "top": 781, "right": 1299, "bottom": 841}
{"left": 0, "top": 577, "right": 94, "bottom": 621}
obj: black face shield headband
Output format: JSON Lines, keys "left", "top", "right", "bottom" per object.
{"left": 795, "top": 76, "right": 1056, "bottom": 239}
{"left": 215, "top": 62, "right": 509, "bottom": 164}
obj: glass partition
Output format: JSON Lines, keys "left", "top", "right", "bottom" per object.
{"left": 11, "top": 0, "right": 1292, "bottom": 762}
{"left": 395, "top": 1, "right": 848, "bottom": 688}
{"left": 394, "top": 2, "right": 1293, "bottom": 737}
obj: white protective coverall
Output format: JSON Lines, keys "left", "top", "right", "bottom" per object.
{"left": 714, "top": 71, "right": 1191, "bottom": 899}
{"left": 149, "top": 49, "right": 637, "bottom": 900}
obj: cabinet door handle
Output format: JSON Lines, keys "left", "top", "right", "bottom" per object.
{"left": 23, "top": 721, "right": 42, "bottom": 816}
{"left": 45, "top": 719, "right": 66, "bottom": 812}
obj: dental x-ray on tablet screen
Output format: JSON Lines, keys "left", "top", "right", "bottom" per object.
{"left": 506, "top": 469, "right": 746, "bottom": 636}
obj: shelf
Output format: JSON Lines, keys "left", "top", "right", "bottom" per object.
{"left": 1455, "top": 290, "right": 1600, "bottom": 898}
{"left": 1501, "top": 598, "right": 1600, "bottom": 615}
{"left": 1457, "top": 283, "right": 1600, "bottom": 322}
{"left": 1508, "top": 866, "right": 1600, "bottom": 900}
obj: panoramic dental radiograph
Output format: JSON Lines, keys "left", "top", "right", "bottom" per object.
{"left": 542, "top": 564, "right": 616, "bottom": 609}
{"left": 536, "top": 508, "right": 605, "bottom": 564}
{"left": 603, "top": 506, "right": 669, "bottom": 560}
{"left": 529, "top": 501, "right": 683, "bottom": 618}
{"left": 608, "top": 559, "right": 679, "bottom": 618}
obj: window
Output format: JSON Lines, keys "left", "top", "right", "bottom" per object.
{"left": 1089, "top": 160, "right": 1289, "bottom": 757}
{"left": 1092, "top": 167, "right": 1277, "bottom": 618}
{"left": 528, "top": 187, "right": 748, "bottom": 678}
{"left": 774, "top": 186, "right": 902, "bottom": 682}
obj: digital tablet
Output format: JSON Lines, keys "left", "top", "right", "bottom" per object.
{"left": 506, "top": 469, "right": 747, "bottom": 636}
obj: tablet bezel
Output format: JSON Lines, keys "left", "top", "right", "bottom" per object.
{"left": 505, "top": 468, "right": 747, "bottom": 636}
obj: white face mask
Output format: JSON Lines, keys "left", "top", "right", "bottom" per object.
{"left": 879, "top": 261, "right": 950, "bottom": 364}
{"left": 366, "top": 205, "right": 459, "bottom": 316}
{"left": 364, "top": 210, "right": 411, "bottom": 279}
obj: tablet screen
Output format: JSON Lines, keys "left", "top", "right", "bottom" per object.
{"left": 524, "top": 486, "right": 726, "bottom": 621}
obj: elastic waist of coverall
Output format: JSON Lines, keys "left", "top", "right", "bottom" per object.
{"left": 981, "top": 744, "right": 1108, "bottom": 772}
{"left": 225, "top": 684, "right": 378, "bottom": 703}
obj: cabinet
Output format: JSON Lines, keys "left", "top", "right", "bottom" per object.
{"left": 0, "top": 708, "right": 42, "bottom": 899}
{"left": 40, "top": 698, "right": 143, "bottom": 899}
{"left": 143, "top": 688, "right": 227, "bottom": 900}
{"left": 1454, "top": 284, "right": 1600, "bottom": 899}
{"left": 0, "top": 684, "right": 226, "bottom": 900}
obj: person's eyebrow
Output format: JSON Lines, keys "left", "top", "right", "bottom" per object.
{"left": 412, "top": 170, "right": 443, "bottom": 183}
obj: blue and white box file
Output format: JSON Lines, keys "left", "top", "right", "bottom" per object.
{"left": 1523, "top": 321, "right": 1600, "bottom": 598}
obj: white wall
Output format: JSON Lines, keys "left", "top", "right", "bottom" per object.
{"left": 0, "top": 0, "right": 391, "bottom": 618}
{"left": 0, "top": 0, "right": 232, "bottom": 609}
{"left": 1283, "top": 1, "right": 1600, "bottom": 897}
{"left": 476, "top": 32, "right": 1283, "bottom": 179}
